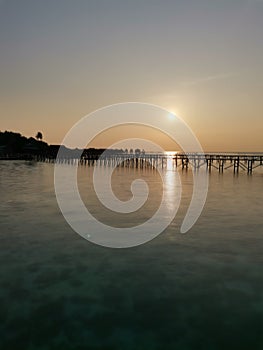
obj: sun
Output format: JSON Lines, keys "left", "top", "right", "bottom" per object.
{"left": 168, "top": 111, "right": 176, "bottom": 121}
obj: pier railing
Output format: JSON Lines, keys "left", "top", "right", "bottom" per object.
{"left": 45, "top": 152, "right": 263, "bottom": 174}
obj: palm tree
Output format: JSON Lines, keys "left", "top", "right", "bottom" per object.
{"left": 35, "top": 131, "right": 43, "bottom": 141}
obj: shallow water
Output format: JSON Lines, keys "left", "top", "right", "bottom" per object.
{"left": 0, "top": 160, "right": 262, "bottom": 350}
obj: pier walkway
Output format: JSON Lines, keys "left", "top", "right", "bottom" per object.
{"left": 51, "top": 153, "right": 263, "bottom": 174}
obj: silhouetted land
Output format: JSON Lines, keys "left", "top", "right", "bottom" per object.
{"left": 0, "top": 131, "right": 111, "bottom": 160}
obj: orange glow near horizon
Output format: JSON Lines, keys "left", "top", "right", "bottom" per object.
{"left": 0, "top": 1, "right": 262, "bottom": 152}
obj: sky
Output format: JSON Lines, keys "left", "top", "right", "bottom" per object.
{"left": 0, "top": 0, "right": 262, "bottom": 151}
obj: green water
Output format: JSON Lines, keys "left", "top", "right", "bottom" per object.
{"left": 0, "top": 161, "right": 262, "bottom": 349}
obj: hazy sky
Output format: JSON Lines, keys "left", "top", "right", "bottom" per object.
{"left": 0, "top": 0, "right": 262, "bottom": 151}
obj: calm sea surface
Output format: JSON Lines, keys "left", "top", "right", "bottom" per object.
{"left": 0, "top": 160, "right": 262, "bottom": 350}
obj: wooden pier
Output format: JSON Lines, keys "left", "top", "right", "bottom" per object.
{"left": 51, "top": 153, "right": 263, "bottom": 175}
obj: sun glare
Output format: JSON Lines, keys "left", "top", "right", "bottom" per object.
{"left": 168, "top": 112, "right": 176, "bottom": 121}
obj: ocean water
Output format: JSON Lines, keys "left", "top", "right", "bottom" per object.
{"left": 0, "top": 160, "right": 262, "bottom": 350}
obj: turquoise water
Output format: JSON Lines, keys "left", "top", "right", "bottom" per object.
{"left": 0, "top": 161, "right": 262, "bottom": 350}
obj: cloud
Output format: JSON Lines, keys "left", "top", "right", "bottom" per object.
{"left": 183, "top": 73, "right": 237, "bottom": 87}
